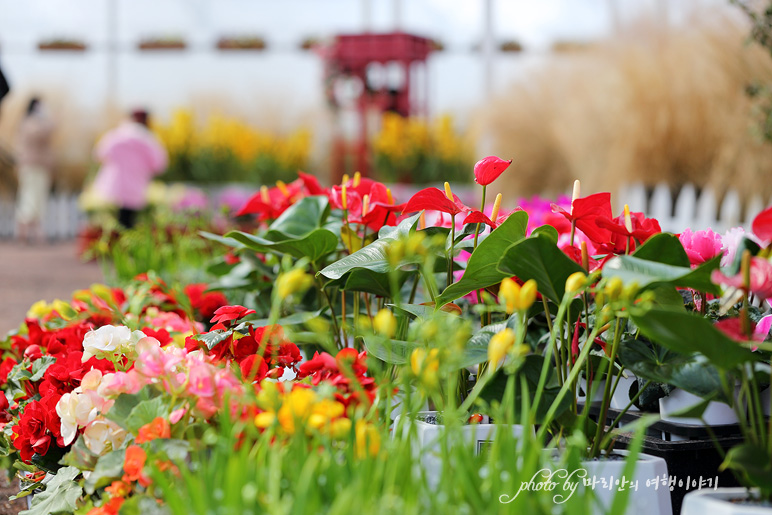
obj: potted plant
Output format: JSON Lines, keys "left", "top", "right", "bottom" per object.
{"left": 37, "top": 39, "right": 87, "bottom": 51}
{"left": 216, "top": 36, "right": 266, "bottom": 51}
{"left": 137, "top": 37, "right": 187, "bottom": 51}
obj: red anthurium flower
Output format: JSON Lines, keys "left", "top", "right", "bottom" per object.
{"left": 402, "top": 187, "right": 470, "bottom": 217}
{"left": 752, "top": 205, "right": 772, "bottom": 243}
{"left": 357, "top": 182, "right": 405, "bottom": 231}
{"left": 297, "top": 171, "right": 326, "bottom": 196}
{"left": 714, "top": 317, "right": 763, "bottom": 343}
{"left": 473, "top": 156, "right": 512, "bottom": 186}
{"left": 329, "top": 184, "right": 363, "bottom": 213}
{"left": 712, "top": 256, "right": 772, "bottom": 298}
{"left": 462, "top": 208, "right": 514, "bottom": 229}
{"left": 552, "top": 192, "right": 614, "bottom": 246}
{"left": 235, "top": 177, "right": 312, "bottom": 220}
{"left": 594, "top": 211, "right": 661, "bottom": 252}
{"left": 210, "top": 305, "right": 256, "bottom": 325}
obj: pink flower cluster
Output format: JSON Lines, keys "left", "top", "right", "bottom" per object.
{"left": 100, "top": 337, "right": 243, "bottom": 419}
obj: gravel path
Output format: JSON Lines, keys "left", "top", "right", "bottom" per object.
{"left": 0, "top": 240, "right": 103, "bottom": 514}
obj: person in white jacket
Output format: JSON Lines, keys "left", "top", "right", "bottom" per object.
{"left": 15, "top": 97, "right": 55, "bottom": 244}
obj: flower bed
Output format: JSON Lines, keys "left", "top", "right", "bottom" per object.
{"left": 2, "top": 157, "right": 772, "bottom": 513}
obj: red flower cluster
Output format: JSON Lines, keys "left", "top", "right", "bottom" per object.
{"left": 184, "top": 283, "right": 229, "bottom": 322}
{"left": 185, "top": 323, "right": 302, "bottom": 382}
{"left": 297, "top": 348, "right": 376, "bottom": 406}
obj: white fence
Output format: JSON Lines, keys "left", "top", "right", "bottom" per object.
{"left": 0, "top": 183, "right": 769, "bottom": 241}
{"left": 0, "top": 193, "right": 85, "bottom": 240}
{"left": 618, "top": 182, "right": 769, "bottom": 235}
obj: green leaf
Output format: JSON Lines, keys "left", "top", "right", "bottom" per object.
{"left": 126, "top": 396, "right": 168, "bottom": 432}
{"left": 361, "top": 336, "right": 419, "bottom": 365}
{"left": 104, "top": 387, "right": 160, "bottom": 430}
{"left": 631, "top": 233, "right": 690, "bottom": 267}
{"left": 267, "top": 195, "right": 330, "bottom": 237}
{"left": 247, "top": 308, "right": 327, "bottom": 327}
{"left": 326, "top": 269, "right": 414, "bottom": 298}
{"left": 630, "top": 307, "right": 758, "bottom": 370}
{"left": 435, "top": 212, "right": 529, "bottom": 306}
{"left": 602, "top": 255, "right": 721, "bottom": 294}
{"left": 85, "top": 449, "right": 125, "bottom": 494}
{"left": 388, "top": 304, "right": 455, "bottom": 320}
{"left": 496, "top": 235, "right": 585, "bottom": 303}
{"left": 618, "top": 339, "right": 725, "bottom": 398}
{"left": 20, "top": 466, "right": 82, "bottom": 515}
{"left": 225, "top": 228, "right": 338, "bottom": 263}
{"left": 198, "top": 231, "right": 246, "bottom": 250}
{"left": 319, "top": 214, "right": 422, "bottom": 280}
{"left": 29, "top": 356, "right": 56, "bottom": 382}
{"left": 193, "top": 329, "right": 231, "bottom": 351}
{"left": 59, "top": 436, "right": 98, "bottom": 472}
{"left": 459, "top": 321, "right": 510, "bottom": 369}
{"left": 722, "top": 443, "right": 772, "bottom": 492}
{"left": 530, "top": 224, "right": 559, "bottom": 244}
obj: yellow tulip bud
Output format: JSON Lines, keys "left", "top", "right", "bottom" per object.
{"left": 490, "top": 193, "right": 503, "bottom": 222}
{"left": 254, "top": 411, "right": 276, "bottom": 429}
{"left": 565, "top": 271, "right": 587, "bottom": 294}
{"left": 518, "top": 279, "right": 538, "bottom": 310}
{"left": 373, "top": 309, "right": 397, "bottom": 338}
{"left": 355, "top": 420, "right": 380, "bottom": 459}
{"left": 488, "top": 328, "right": 516, "bottom": 365}
{"left": 410, "top": 348, "right": 440, "bottom": 388}
{"left": 622, "top": 281, "right": 640, "bottom": 301}
{"left": 353, "top": 171, "right": 361, "bottom": 187}
{"left": 499, "top": 278, "right": 521, "bottom": 314}
{"left": 604, "top": 277, "right": 624, "bottom": 301}
{"left": 444, "top": 181, "right": 453, "bottom": 202}
{"left": 276, "top": 268, "right": 313, "bottom": 300}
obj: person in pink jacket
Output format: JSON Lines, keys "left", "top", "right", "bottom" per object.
{"left": 93, "top": 109, "right": 168, "bottom": 228}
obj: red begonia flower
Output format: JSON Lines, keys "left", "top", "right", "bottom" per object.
{"left": 473, "top": 156, "right": 512, "bottom": 186}
{"left": 210, "top": 305, "right": 256, "bottom": 325}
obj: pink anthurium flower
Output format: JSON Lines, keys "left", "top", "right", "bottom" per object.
{"left": 711, "top": 256, "right": 772, "bottom": 298}
{"left": 473, "top": 156, "right": 512, "bottom": 186}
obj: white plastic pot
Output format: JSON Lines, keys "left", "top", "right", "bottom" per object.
{"left": 610, "top": 373, "right": 640, "bottom": 412}
{"left": 682, "top": 488, "right": 772, "bottom": 515}
{"left": 659, "top": 388, "right": 738, "bottom": 426}
{"left": 579, "top": 449, "right": 673, "bottom": 515}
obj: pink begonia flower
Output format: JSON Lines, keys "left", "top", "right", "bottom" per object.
{"left": 98, "top": 370, "right": 145, "bottom": 397}
{"left": 679, "top": 228, "right": 724, "bottom": 266}
{"left": 754, "top": 314, "right": 772, "bottom": 341}
{"left": 711, "top": 256, "right": 772, "bottom": 298}
{"left": 147, "top": 312, "right": 201, "bottom": 334}
{"left": 169, "top": 407, "right": 187, "bottom": 424}
{"left": 720, "top": 227, "right": 760, "bottom": 267}
{"left": 187, "top": 364, "right": 215, "bottom": 398}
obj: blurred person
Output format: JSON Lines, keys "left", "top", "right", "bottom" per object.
{"left": 92, "top": 109, "right": 168, "bottom": 229}
{"left": 15, "top": 97, "right": 55, "bottom": 244}
{"left": 0, "top": 63, "right": 9, "bottom": 107}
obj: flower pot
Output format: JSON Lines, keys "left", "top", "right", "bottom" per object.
{"left": 611, "top": 373, "right": 640, "bottom": 412}
{"left": 578, "top": 378, "right": 606, "bottom": 406}
{"left": 395, "top": 411, "right": 527, "bottom": 486}
{"left": 579, "top": 449, "right": 673, "bottom": 515}
{"left": 682, "top": 488, "right": 772, "bottom": 515}
{"left": 659, "top": 388, "right": 738, "bottom": 427}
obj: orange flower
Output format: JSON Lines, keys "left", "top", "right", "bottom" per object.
{"left": 104, "top": 480, "right": 131, "bottom": 498}
{"left": 122, "top": 445, "right": 150, "bottom": 487}
{"left": 86, "top": 496, "right": 124, "bottom": 515}
{"left": 136, "top": 417, "right": 171, "bottom": 444}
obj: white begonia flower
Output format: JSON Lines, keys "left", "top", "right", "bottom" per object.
{"left": 56, "top": 391, "right": 99, "bottom": 445}
{"left": 82, "top": 325, "right": 147, "bottom": 362}
{"left": 83, "top": 419, "right": 128, "bottom": 456}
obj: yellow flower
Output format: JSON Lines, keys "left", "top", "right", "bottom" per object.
{"left": 26, "top": 300, "right": 52, "bottom": 320}
{"left": 488, "top": 328, "right": 516, "bottom": 365}
{"left": 276, "top": 269, "right": 313, "bottom": 300}
{"left": 277, "top": 387, "right": 316, "bottom": 434}
{"left": 604, "top": 277, "right": 624, "bottom": 302}
{"left": 518, "top": 279, "right": 538, "bottom": 310}
{"left": 355, "top": 420, "right": 380, "bottom": 459}
{"left": 499, "top": 278, "right": 521, "bottom": 314}
{"left": 373, "top": 309, "right": 397, "bottom": 338}
{"left": 565, "top": 271, "right": 587, "bottom": 294}
{"left": 410, "top": 348, "right": 440, "bottom": 388}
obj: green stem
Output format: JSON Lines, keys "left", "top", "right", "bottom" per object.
{"left": 447, "top": 215, "right": 456, "bottom": 288}
{"left": 472, "top": 185, "right": 486, "bottom": 249}
{"left": 590, "top": 317, "right": 623, "bottom": 457}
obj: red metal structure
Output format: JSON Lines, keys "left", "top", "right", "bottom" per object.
{"left": 322, "top": 32, "right": 434, "bottom": 180}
